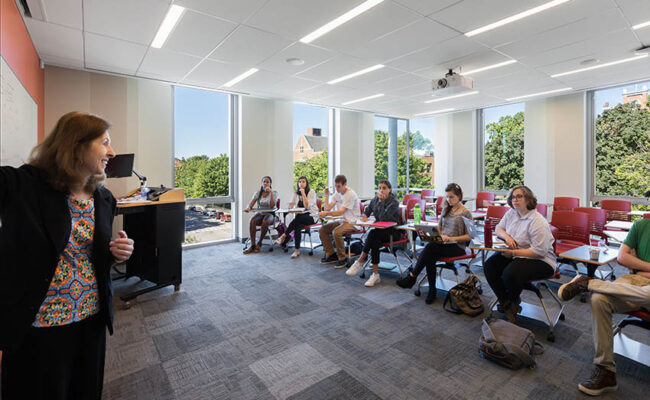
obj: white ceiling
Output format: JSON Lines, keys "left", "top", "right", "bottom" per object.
{"left": 19, "top": 0, "right": 650, "bottom": 117}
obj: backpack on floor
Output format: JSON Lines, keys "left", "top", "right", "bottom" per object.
{"left": 443, "top": 275, "right": 484, "bottom": 316}
{"left": 478, "top": 318, "right": 544, "bottom": 370}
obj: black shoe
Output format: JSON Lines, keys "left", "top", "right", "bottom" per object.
{"left": 559, "top": 275, "right": 592, "bottom": 301}
{"left": 425, "top": 289, "right": 437, "bottom": 304}
{"left": 578, "top": 366, "right": 617, "bottom": 396}
{"left": 334, "top": 257, "right": 349, "bottom": 269}
{"left": 396, "top": 273, "right": 416, "bottom": 289}
{"left": 320, "top": 253, "right": 339, "bottom": 264}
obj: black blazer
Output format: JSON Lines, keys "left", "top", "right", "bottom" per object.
{"left": 0, "top": 164, "right": 117, "bottom": 353}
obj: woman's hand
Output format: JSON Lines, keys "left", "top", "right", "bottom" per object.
{"left": 244, "top": 207, "right": 251, "bottom": 213}
{"left": 505, "top": 234, "right": 518, "bottom": 249}
{"left": 110, "top": 231, "right": 134, "bottom": 262}
{"left": 503, "top": 250, "right": 514, "bottom": 258}
{"left": 319, "top": 211, "right": 329, "bottom": 219}
{"left": 441, "top": 234, "right": 451, "bottom": 243}
{"left": 362, "top": 215, "right": 368, "bottom": 222}
{"left": 289, "top": 202, "right": 295, "bottom": 208}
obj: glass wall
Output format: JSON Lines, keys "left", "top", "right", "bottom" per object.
{"left": 173, "top": 86, "right": 234, "bottom": 244}
{"left": 592, "top": 80, "right": 650, "bottom": 200}
{"left": 374, "top": 116, "right": 408, "bottom": 197}
{"left": 481, "top": 103, "right": 525, "bottom": 192}
{"left": 409, "top": 116, "right": 435, "bottom": 191}
{"left": 293, "top": 103, "right": 329, "bottom": 192}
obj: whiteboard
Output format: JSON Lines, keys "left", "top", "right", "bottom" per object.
{"left": 1, "top": 55, "right": 38, "bottom": 167}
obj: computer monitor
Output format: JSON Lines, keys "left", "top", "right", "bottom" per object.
{"left": 105, "top": 154, "right": 134, "bottom": 178}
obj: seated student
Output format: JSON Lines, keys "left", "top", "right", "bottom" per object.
{"left": 395, "top": 183, "right": 472, "bottom": 303}
{"left": 346, "top": 180, "right": 400, "bottom": 287}
{"left": 558, "top": 217, "right": 650, "bottom": 396}
{"left": 318, "top": 174, "right": 361, "bottom": 268}
{"left": 483, "top": 185, "right": 555, "bottom": 322}
{"left": 243, "top": 176, "right": 278, "bottom": 254}
{"left": 275, "top": 176, "right": 319, "bottom": 258}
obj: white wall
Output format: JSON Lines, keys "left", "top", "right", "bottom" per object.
{"left": 337, "top": 109, "right": 374, "bottom": 198}
{"left": 524, "top": 92, "right": 586, "bottom": 205}
{"left": 237, "top": 96, "right": 293, "bottom": 240}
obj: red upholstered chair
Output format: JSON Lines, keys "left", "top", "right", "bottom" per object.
{"left": 553, "top": 196, "right": 579, "bottom": 211}
{"left": 359, "top": 210, "right": 412, "bottom": 279}
{"left": 402, "top": 193, "right": 420, "bottom": 205}
{"left": 536, "top": 203, "right": 548, "bottom": 218}
{"left": 406, "top": 199, "right": 427, "bottom": 222}
{"left": 300, "top": 198, "right": 323, "bottom": 256}
{"left": 613, "top": 309, "right": 650, "bottom": 367}
{"left": 574, "top": 207, "right": 608, "bottom": 246}
{"left": 645, "top": 213, "right": 650, "bottom": 219}
{"left": 420, "top": 189, "right": 435, "bottom": 203}
{"left": 600, "top": 199, "right": 631, "bottom": 222}
{"left": 474, "top": 192, "right": 495, "bottom": 212}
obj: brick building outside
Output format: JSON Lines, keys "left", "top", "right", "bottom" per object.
{"left": 293, "top": 128, "right": 327, "bottom": 162}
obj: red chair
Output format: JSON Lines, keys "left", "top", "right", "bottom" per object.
{"left": 301, "top": 198, "right": 323, "bottom": 256}
{"left": 406, "top": 199, "right": 427, "bottom": 222}
{"left": 645, "top": 213, "right": 650, "bottom": 219}
{"left": 420, "top": 189, "right": 435, "bottom": 203}
{"left": 402, "top": 193, "right": 420, "bottom": 205}
{"left": 413, "top": 248, "right": 480, "bottom": 299}
{"left": 536, "top": 203, "right": 548, "bottom": 218}
{"left": 553, "top": 196, "right": 579, "bottom": 211}
{"left": 474, "top": 192, "right": 495, "bottom": 212}
{"left": 486, "top": 205, "right": 508, "bottom": 220}
{"left": 613, "top": 309, "right": 650, "bottom": 367}
{"left": 574, "top": 207, "right": 608, "bottom": 246}
{"left": 475, "top": 206, "right": 509, "bottom": 264}
{"left": 601, "top": 199, "right": 631, "bottom": 222}
{"left": 359, "top": 209, "right": 412, "bottom": 279}
{"left": 435, "top": 196, "right": 445, "bottom": 219}
{"left": 550, "top": 211, "right": 590, "bottom": 254}
{"left": 343, "top": 203, "right": 367, "bottom": 263}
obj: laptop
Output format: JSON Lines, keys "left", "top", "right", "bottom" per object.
{"left": 414, "top": 224, "right": 456, "bottom": 244}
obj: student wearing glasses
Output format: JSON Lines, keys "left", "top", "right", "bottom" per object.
{"left": 395, "top": 183, "right": 472, "bottom": 303}
{"left": 483, "top": 185, "right": 556, "bottom": 323}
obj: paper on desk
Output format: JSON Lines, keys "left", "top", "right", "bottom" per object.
{"left": 277, "top": 208, "right": 305, "bottom": 213}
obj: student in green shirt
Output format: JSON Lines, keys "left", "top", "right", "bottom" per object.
{"left": 558, "top": 218, "right": 650, "bottom": 396}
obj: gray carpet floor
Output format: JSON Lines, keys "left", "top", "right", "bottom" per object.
{"left": 104, "top": 241, "right": 650, "bottom": 400}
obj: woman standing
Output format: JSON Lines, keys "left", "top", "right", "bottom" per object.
{"left": 395, "top": 183, "right": 472, "bottom": 303}
{"left": 483, "top": 185, "right": 555, "bottom": 323}
{"left": 275, "top": 176, "right": 319, "bottom": 258}
{"left": 346, "top": 180, "right": 400, "bottom": 287}
{"left": 243, "top": 176, "right": 278, "bottom": 253}
{"left": 0, "top": 112, "right": 134, "bottom": 399}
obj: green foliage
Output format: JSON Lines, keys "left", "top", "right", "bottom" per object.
{"left": 374, "top": 130, "right": 432, "bottom": 189}
{"left": 174, "top": 155, "right": 229, "bottom": 198}
{"left": 595, "top": 102, "right": 650, "bottom": 197}
{"left": 293, "top": 149, "right": 329, "bottom": 191}
{"left": 484, "top": 112, "right": 524, "bottom": 191}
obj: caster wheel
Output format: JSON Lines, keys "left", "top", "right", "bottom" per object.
{"left": 123, "top": 301, "right": 132, "bottom": 310}
{"left": 269, "top": 248, "right": 274, "bottom": 252}
{"left": 559, "top": 313, "right": 565, "bottom": 321}
{"left": 414, "top": 290, "right": 421, "bottom": 297}
{"left": 611, "top": 275, "right": 616, "bottom": 281}
{"left": 360, "top": 273, "right": 366, "bottom": 279}
{"left": 309, "top": 252, "right": 313, "bottom": 256}
{"left": 478, "top": 288, "right": 483, "bottom": 295}
{"left": 547, "top": 333, "right": 555, "bottom": 342}
{"left": 174, "top": 284, "right": 181, "bottom": 291}
{"left": 580, "top": 293, "right": 587, "bottom": 303}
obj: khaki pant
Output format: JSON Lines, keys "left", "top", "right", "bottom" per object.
{"left": 318, "top": 221, "right": 357, "bottom": 260}
{"left": 589, "top": 274, "right": 650, "bottom": 372}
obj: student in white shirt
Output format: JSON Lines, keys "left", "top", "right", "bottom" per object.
{"left": 274, "top": 176, "right": 319, "bottom": 258}
{"left": 318, "top": 174, "right": 360, "bottom": 268}
{"left": 243, "top": 176, "right": 278, "bottom": 254}
{"left": 484, "top": 185, "right": 556, "bottom": 323}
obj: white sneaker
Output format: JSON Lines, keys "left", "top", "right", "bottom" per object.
{"left": 364, "top": 273, "right": 381, "bottom": 287}
{"left": 346, "top": 259, "right": 365, "bottom": 276}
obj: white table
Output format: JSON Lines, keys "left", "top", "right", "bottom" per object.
{"left": 604, "top": 230, "right": 628, "bottom": 243}
{"left": 605, "top": 221, "right": 634, "bottom": 231}
{"left": 628, "top": 210, "right": 649, "bottom": 216}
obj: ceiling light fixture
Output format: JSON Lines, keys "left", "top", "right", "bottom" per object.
{"left": 425, "top": 91, "right": 479, "bottom": 103}
{"left": 413, "top": 108, "right": 455, "bottom": 117}
{"left": 223, "top": 68, "right": 259, "bottom": 88}
{"left": 342, "top": 93, "right": 384, "bottom": 105}
{"left": 465, "top": 0, "right": 571, "bottom": 37}
{"left": 550, "top": 54, "right": 649, "bottom": 78}
{"left": 327, "top": 64, "right": 384, "bottom": 84}
{"left": 300, "top": 0, "right": 384, "bottom": 44}
{"left": 632, "top": 20, "right": 650, "bottom": 30}
{"left": 151, "top": 5, "right": 185, "bottom": 48}
{"left": 463, "top": 60, "right": 517, "bottom": 75}
{"left": 506, "top": 87, "right": 572, "bottom": 101}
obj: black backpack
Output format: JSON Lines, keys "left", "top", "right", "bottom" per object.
{"left": 443, "top": 275, "right": 484, "bottom": 316}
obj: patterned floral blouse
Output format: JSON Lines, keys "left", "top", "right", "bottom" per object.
{"left": 33, "top": 197, "right": 100, "bottom": 327}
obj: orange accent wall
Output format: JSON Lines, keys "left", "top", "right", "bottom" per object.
{"left": 1, "top": 0, "right": 45, "bottom": 141}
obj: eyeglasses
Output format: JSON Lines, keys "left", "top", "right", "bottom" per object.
{"left": 511, "top": 194, "right": 525, "bottom": 200}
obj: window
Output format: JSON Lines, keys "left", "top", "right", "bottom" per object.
{"left": 480, "top": 103, "right": 525, "bottom": 192}
{"left": 293, "top": 103, "right": 329, "bottom": 190}
{"left": 374, "top": 116, "right": 409, "bottom": 197}
{"left": 591, "top": 81, "right": 650, "bottom": 201}
{"left": 409, "top": 116, "right": 435, "bottom": 190}
{"left": 173, "top": 86, "right": 234, "bottom": 245}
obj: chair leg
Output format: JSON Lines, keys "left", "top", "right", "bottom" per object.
{"left": 487, "top": 297, "right": 498, "bottom": 319}
{"left": 538, "top": 295, "right": 556, "bottom": 342}
{"left": 414, "top": 273, "right": 427, "bottom": 296}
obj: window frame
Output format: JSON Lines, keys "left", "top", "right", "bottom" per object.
{"left": 372, "top": 115, "right": 411, "bottom": 195}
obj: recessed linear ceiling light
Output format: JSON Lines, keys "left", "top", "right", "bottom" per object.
{"left": 463, "top": 60, "right": 517, "bottom": 75}
{"left": 327, "top": 64, "right": 384, "bottom": 85}
{"left": 550, "top": 54, "right": 649, "bottom": 78}
{"left": 413, "top": 108, "right": 455, "bottom": 117}
{"left": 223, "top": 68, "right": 259, "bottom": 88}
{"left": 342, "top": 93, "right": 384, "bottom": 105}
{"left": 151, "top": 5, "right": 185, "bottom": 48}
{"left": 506, "top": 87, "right": 572, "bottom": 101}
{"left": 465, "top": 0, "right": 571, "bottom": 37}
{"left": 425, "top": 91, "right": 479, "bottom": 103}
{"left": 632, "top": 20, "right": 650, "bottom": 30}
{"left": 300, "top": 0, "right": 384, "bottom": 44}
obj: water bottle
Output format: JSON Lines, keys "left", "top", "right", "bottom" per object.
{"left": 141, "top": 186, "right": 150, "bottom": 200}
{"left": 484, "top": 220, "right": 493, "bottom": 248}
{"left": 414, "top": 203, "right": 421, "bottom": 225}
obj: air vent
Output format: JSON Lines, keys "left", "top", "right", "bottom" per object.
{"left": 18, "top": 0, "right": 32, "bottom": 17}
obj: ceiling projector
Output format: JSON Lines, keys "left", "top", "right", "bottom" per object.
{"left": 432, "top": 69, "right": 474, "bottom": 96}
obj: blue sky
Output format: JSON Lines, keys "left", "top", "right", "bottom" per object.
{"left": 293, "top": 103, "right": 328, "bottom": 145}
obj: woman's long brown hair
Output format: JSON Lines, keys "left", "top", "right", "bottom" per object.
{"left": 29, "top": 111, "right": 110, "bottom": 193}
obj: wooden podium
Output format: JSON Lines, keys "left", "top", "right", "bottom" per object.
{"left": 116, "top": 188, "right": 185, "bottom": 307}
